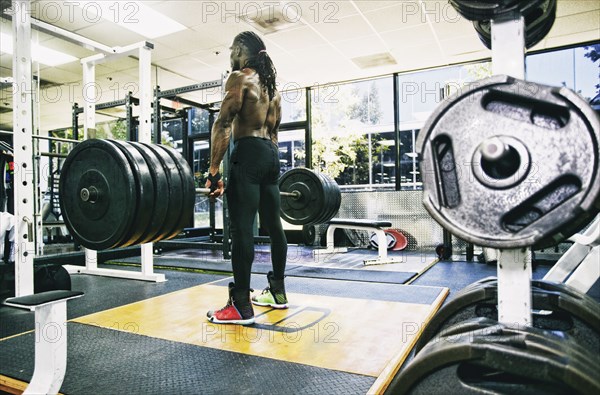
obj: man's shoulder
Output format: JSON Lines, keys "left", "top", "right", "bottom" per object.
{"left": 226, "top": 69, "right": 257, "bottom": 87}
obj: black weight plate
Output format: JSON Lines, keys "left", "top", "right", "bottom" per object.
{"left": 450, "top": 0, "right": 545, "bottom": 21}
{"left": 474, "top": 0, "right": 556, "bottom": 49}
{"left": 313, "top": 172, "right": 341, "bottom": 224}
{"left": 279, "top": 168, "right": 326, "bottom": 225}
{"left": 414, "top": 278, "right": 600, "bottom": 355}
{"left": 107, "top": 140, "right": 155, "bottom": 247}
{"left": 129, "top": 142, "right": 170, "bottom": 244}
{"left": 142, "top": 143, "right": 182, "bottom": 241}
{"left": 313, "top": 172, "right": 334, "bottom": 225}
{"left": 59, "top": 139, "right": 136, "bottom": 250}
{"left": 34, "top": 264, "right": 71, "bottom": 293}
{"left": 302, "top": 224, "right": 316, "bottom": 246}
{"left": 323, "top": 173, "right": 342, "bottom": 223}
{"left": 417, "top": 75, "right": 600, "bottom": 249}
{"left": 156, "top": 145, "right": 195, "bottom": 239}
{"left": 388, "top": 319, "right": 600, "bottom": 395}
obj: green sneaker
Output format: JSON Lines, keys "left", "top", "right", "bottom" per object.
{"left": 252, "top": 271, "right": 288, "bottom": 309}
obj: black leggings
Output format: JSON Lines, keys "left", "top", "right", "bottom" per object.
{"left": 227, "top": 137, "right": 287, "bottom": 291}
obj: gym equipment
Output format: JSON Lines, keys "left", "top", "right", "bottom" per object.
{"left": 302, "top": 224, "right": 316, "bottom": 246}
{"left": 417, "top": 75, "right": 600, "bottom": 250}
{"left": 387, "top": 318, "right": 600, "bottom": 395}
{"left": 34, "top": 264, "right": 71, "bottom": 293}
{"left": 5, "top": 290, "right": 84, "bottom": 395}
{"left": 369, "top": 231, "right": 396, "bottom": 250}
{"left": 413, "top": 277, "right": 600, "bottom": 354}
{"left": 450, "top": 0, "right": 546, "bottom": 21}
{"left": 276, "top": 168, "right": 341, "bottom": 226}
{"left": 369, "top": 229, "right": 408, "bottom": 251}
{"left": 59, "top": 140, "right": 341, "bottom": 250}
{"left": 474, "top": 0, "right": 556, "bottom": 49}
{"left": 318, "top": 219, "right": 403, "bottom": 265}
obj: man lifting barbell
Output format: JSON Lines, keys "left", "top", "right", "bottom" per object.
{"left": 205, "top": 31, "right": 288, "bottom": 325}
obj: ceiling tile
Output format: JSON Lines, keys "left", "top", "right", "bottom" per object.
{"left": 439, "top": 34, "right": 488, "bottom": 57}
{"left": 266, "top": 26, "right": 328, "bottom": 51}
{"left": 353, "top": 1, "right": 400, "bottom": 13}
{"left": 150, "top": 0, "right": 227, "bottom": 28}
{"left": 191, "top": 19, "right": 259, "bottom": 47}
{"left": 557, "top": 0, "right": 600, "bottom": 17}
{"left": 391, "top": 45, "right": 446, "bottom": 73}
{"left": 363, "top": 4, "right": 424, "bottom": 32}
{"left": 544, "top": 30, "right": 600, "bottom": 49}
{"left": 155, "top": 55, "right": 221, "bottom": 81}
{"left": 311, "top": 14, "right": 374, "bottom": 42}
{"left": 153, "top": 28, "right": 220, "bottom": 55}
{"left": 430, "top": 16, "right": 476, "bottom": 39}
{"left": 30, "top": 0, "right": 100, "bottom": 32}
{"left": 550, "top": 11, "right": 600, "bottom": 37}
{"left": 335, "top": 35, "right": 389, "bottom": 58}
{"left": 75, "top": 21, "right": 145, "bottom": 47}
{"left": 380, "top": 24, "right": 437, "bottom": 53}
{"left": 293, "top": 1, "right": 360, "bottom": 24}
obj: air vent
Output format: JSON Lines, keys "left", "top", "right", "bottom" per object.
{"left": 351, "top": 52, "right": 397, "bottom": 69}
{"left": 242, "top": 5, "right": 303, "bottom": 34}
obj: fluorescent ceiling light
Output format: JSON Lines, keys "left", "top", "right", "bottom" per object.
{"left": 77, "top": 1, "right": 185, "bottom": 39}
{"left": 0, "top": 33, "right": 78, "bottom": 66}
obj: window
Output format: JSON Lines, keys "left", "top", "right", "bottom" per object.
{"left": 526, "top": 44, "right": 599, "bottom": 101}
{"left": 161, "top": 118, "right": 184, "bottom": 151}
{"left": 278, "top": 129, "right": 306, "bottom": 174}
{"left": 189, "top": 107, "right": 211, "bottom": 135}
{"left": 398, "top": 62, "right": 492, "bottom": 189}
{"left": 311, "top": 76, "right": 395, "bottom": 188}
{"left": 280, "top": 89, "right": 306, "bottom": 123}
{"left": 192, "top": 139, "right": 224, "bottom": 228}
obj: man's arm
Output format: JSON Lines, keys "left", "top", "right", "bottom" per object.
{"left": 269, "top": 93, "right": 282, "bottom": 146}
{"left": 209, "top": 72, "right": 245, "bottom": 176}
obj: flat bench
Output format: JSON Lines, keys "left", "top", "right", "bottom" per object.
{"left": 4, "top": 290, "right": 84, "bottom": 395}
{"left": 319, "top": 219, "right": 402, "bottom": 265}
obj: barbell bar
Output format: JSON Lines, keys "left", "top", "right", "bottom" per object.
{"left": 59, "top": 139, "right": 341, "bottom": 250}
{"left": 195, "top": 187, "right": 301, "bottom": 200}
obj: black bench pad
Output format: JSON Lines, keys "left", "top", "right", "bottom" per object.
{"left": 5, "top": 290, "right": 84, "bottom": 307}
{"left": 328, "top": 219, "right": 392, "bottom": 228}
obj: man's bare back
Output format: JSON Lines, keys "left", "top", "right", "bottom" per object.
{"left": 227, "top": 68, "right": 281, "bottom": 143}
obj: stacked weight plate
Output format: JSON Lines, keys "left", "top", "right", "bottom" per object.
{"left": 388, "top": 318, "right": 600, "bottom": 394}
{"left": 278, "top": 168, "right": 341, "bottom": 225}
{"left": 474, "top": 0, "right": 557, "bottom": 49}
{"left": 412, "top": 278, "right": 600, "bottom": 354}
{"left": 59, "top": 139, "right": 195, "bottom": 250}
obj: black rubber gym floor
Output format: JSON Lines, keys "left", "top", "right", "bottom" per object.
{"left": 2, "top": 253, "right": 595, "bottom": 395}
{"left": 0, "top": 267, "right": 225, "bottom": 339}
{"left": 111, "top": 255, "right": 417, "bottom": 284}
{"left": 1, "top": 323, "right": 376, "bottom": 395}
{"left": 0, "top": 267, "right": 446, "bottom": 394}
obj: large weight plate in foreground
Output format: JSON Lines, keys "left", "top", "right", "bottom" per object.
{"left": 107, "top": 140, "right": 155, "bottom": 247}
{"left": 142, "top": 144, "right": 184, "bottom": 241}
{"left": 156, "top": 145, "right": 195, "bottom": 239}
{"left": 417, "top": 75, "right": 600, "bottom": 249}
{"left": 59, "top": 139, "right": 136, "bottom": 250}
{"left": 129, "top": 142, "right": 170, "bottom": 244}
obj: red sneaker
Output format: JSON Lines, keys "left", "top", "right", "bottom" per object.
{"left": 207, "top": 282, "right": 255, "bottom": 325}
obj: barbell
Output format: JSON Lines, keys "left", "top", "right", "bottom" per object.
{"left": 59, "top": 139, "right": 341, "bottom": 250}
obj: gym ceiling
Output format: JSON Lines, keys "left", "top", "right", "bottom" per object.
{"left": 0, "top": 0, "right": 598, "bottom": 132}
